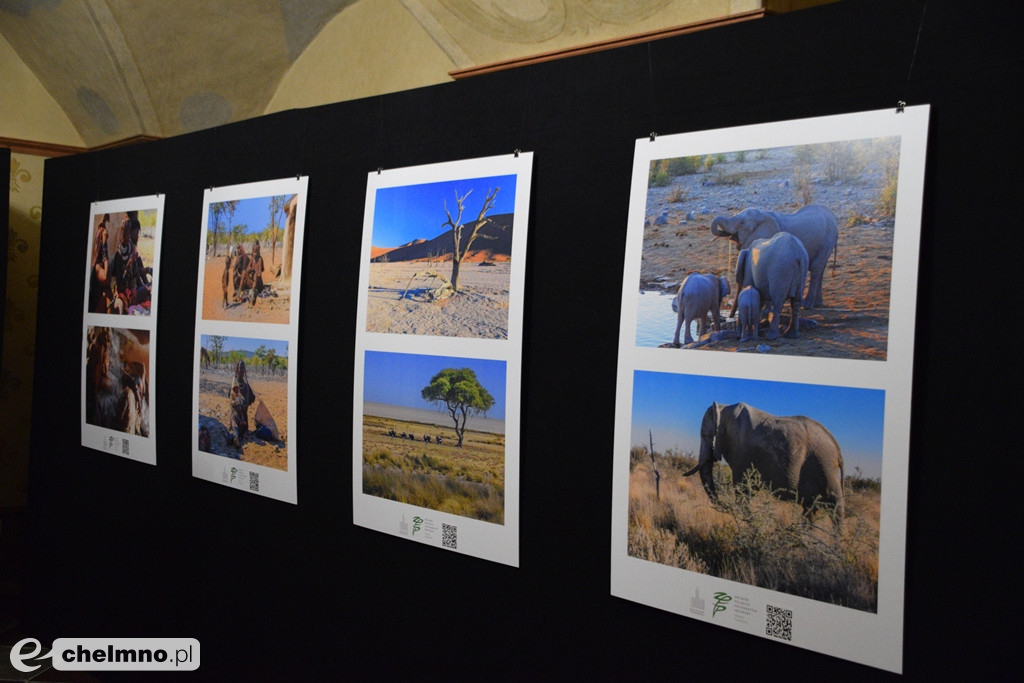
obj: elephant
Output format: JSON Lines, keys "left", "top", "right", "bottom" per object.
{"left": 684, "top": 401, "right": 844, "bottom": 521}
{"left": 735, "top": 231, "right": 808, "bottom": 340}
{"left": 710, "top": 205, "right": 837, "bottom": 308}
{"left": 736, "top": 285, "right": 761, "bottom": 342}
{"left": 671, "top": 273, "right": 730, "bottom": 346}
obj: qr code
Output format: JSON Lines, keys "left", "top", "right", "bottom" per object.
{"left": 766, "top": 604, "right": 793, "bottom": 641}
{"left": 249, "top": 471, "right": 260, "bottom": 492}
{"left": 121, "top": 438, "right": 130, "bottom": 456}
{"left": 441, "top": 523, "right": 457, "bottom": 549}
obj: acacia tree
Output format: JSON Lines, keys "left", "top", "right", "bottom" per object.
{"left": 421, "top": 368, "right": 494, "bottom": 447}
{"left": 208, "top": 335, "right": 226, "bottom": 367}
{"left": 442, "top": 187, "right": 499, "bottom": 292}
{"left": 209, "top": 200, "right": 239, "bottom": 256}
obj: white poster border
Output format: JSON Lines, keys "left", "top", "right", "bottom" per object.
{"left": 190, "top": 176, "right": 308, "bottom": 504}
{"left": 80, "top": 194, "right": 165, "bottom": 465}
{"left": 610, "top": 106, "right": 930, "bottom": 672}
{"left": 352, "top": 152, "right": 533, "bottom": 567}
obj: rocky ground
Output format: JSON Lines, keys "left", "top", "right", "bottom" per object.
{"left": 638, "top": 142, "right": 900, "bottom": 360}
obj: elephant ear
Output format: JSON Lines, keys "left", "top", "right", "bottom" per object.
{"left": 704, "top": 401, "right": 722, "bottom": 452}
{"left": 749, "top": 210, "right": 781, "bottom": 243}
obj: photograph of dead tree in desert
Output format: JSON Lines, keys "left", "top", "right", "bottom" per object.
{"left": 201, "top": 193, "right": 299, "bottom": 324}
{"left": 628, "top": 371, "right": 883, "bottom": 612}
{"left": 365, "top": 173, "right": 517, "bottom": 339}
{"left": 84, "top": 326, "right": 151, "bottom": 436}
{"left": 635, "top": 137, "right": 901, "bottom": 359}
{"left": 198, "top": 335, "right": 288, "bottom": 471}
{"left": 362, "top": 350, "right": 506, "bottom": 523}
{"left": 87, "top": 209, "right": 157, "bottom": 316}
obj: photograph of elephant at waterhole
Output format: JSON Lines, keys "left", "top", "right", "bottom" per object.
{"left": 628, "top": 372, "right": 883, "bottom": 612}
{"left": 636, "top": 137, "right": 901, "bottom": 360}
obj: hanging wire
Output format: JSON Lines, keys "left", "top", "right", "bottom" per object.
{"left": 899, "top": 3, "right": 928, "bottom": 112}
{"left": 647, "top": 42, "right": 658, "bottom": 139}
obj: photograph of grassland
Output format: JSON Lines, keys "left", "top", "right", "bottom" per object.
{"left": 629, "top": 371, "right": 883, "bottom": 612}
{"left": 362, "top": 351, "right": 506, "bottom": 523}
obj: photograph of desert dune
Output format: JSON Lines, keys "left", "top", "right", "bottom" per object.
{"left": 366, "top": 173, "right": 518, "bottom": 339}
{"left": 628, "top": 371, "right": 883, "bottom": 612}
{"left": 636, "top": 138, "right": 900, "bottom": 359}
{"left": 362, "top": 350, "right": 506, "bottom": 523}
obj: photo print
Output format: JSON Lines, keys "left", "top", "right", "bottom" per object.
{"left": 200, "top": 191, "right": 299, "bottom": 325}
{"left": 354, "top": 153, "right": 531, "bottom": 566}
{"left": 84, "top": 326, "right": 151, "bottom": 437}
{"left": 80, "top": 194, "right": 163, "bottom": 464}
{"left": 628, "top": 371, "right": 883, "bottom": 612}
{"left": 611, "top": 107, "right": 930, "bottom": 672}
{"left": 86, "top": 208, "right": 158, "bottom": 316}
{"left": 192, "top": 176, "right": 307, "bottom": 504}
{"left": 364, "top": 172, "right": 519, "bottom": 339}
{"left": 362, "top": 351, "right": 507, "bottom": 524}
{"left": 632, "top": 134, "right": 906, "bottom": 360}
{"left": 198, "top": 335, "right": 289, "bottom": 472}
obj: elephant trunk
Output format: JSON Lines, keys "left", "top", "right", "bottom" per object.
{"left": 710, "top": 216, "right": 735, "bottom": 241}
{"left": 684, "top": 442, "right": 718, "bottom": 501}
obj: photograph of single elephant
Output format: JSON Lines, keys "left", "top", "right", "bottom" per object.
{"left": 627, "top": 370, "right": 884, "bottom": 612}
{"left": 362, "top": 350, "right": 507, "bottom": 523}
{"left": 365, "top": 173, "right": 518, "bottom": 339}
{"left": 635, "top": 137, "right": 901, "bottom": 359}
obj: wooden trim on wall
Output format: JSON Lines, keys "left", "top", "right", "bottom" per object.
{"left": 1, "top": 134, "right": 160, "bottom": 158}
{"left": 449, "top": 9, "right": 766, "bottom": 80}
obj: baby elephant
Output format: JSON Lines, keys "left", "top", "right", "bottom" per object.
{"left": 672, "top": 273, "right": 730, "bottom": 346}
{"left": 736, "top": 285, "right": 761, "bottom": 342}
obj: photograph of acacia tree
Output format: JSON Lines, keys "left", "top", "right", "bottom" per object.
{"left": 362, "top": 350, "right": 506, "bottom": 523}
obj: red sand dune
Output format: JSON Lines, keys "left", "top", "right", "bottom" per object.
{"left": 370, "top": 214, "right": 513, "bottom": 263}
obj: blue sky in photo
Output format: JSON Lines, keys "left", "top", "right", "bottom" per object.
{"left": 372, "top": 174, "right": 517, "bottom": 247}
{"left": 201, "top": 335, "right": 288, "bottom": 357}
{"left": 207, "top": 194, "right": 293, "bottom": 238}
{"left": 364, "top": 350, "right": 506, "bottom": 418}
{"left": 631, "top": 371, "right": 885, "bottom": 478}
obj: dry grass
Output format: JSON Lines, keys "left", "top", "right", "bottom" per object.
{"left": 362, "top": 415, "right": 504, "bottom": 524}
{"left": 627, "top": 447, "right": 879, "bottom": 612}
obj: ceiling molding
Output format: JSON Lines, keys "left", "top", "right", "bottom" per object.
{"left": 450, "top": 9, "right": 765, "bottom": 79}
{"left": 1, "top": 134, "right": 159, "bottom": 158}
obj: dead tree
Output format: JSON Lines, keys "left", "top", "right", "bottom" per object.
{"left": 443, "top": 187, "right": 499, "bottom": 292}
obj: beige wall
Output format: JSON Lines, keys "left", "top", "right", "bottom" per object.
{"left": 0, "top": 33, "right": 84, "bottom": 146}
{"left": 2, "top": 152, "right": 44, "bottom": 507}
{"left": 267, "top": 0, "right": 455, "bottom": 114}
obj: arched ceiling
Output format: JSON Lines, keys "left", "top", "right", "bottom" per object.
{"left": 0, "top": 0, "right": 834, "bottom": 148}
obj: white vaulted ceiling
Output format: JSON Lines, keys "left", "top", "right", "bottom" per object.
{"left": 0, "top": 0, "right": 836, "bottom": 148}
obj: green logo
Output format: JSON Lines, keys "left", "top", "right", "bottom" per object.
{"left": 712, "top": 591, "right": 732, "bottom": 618}
{"left": 412, "top": 516, "right": 423, "bottom": 535}
{"left": 230, "top": 467, "right": 238, "bottom": 483}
